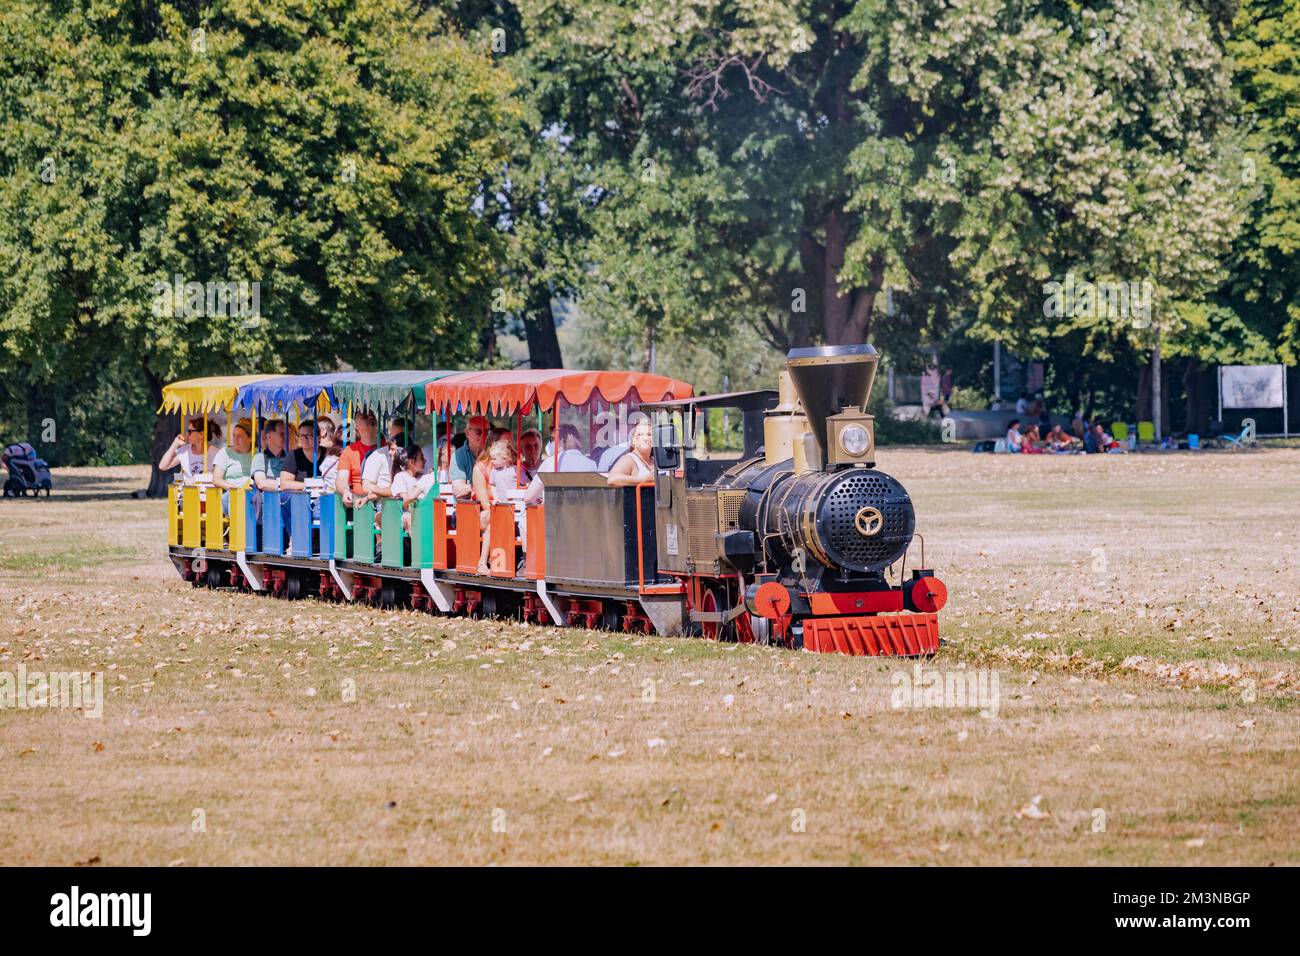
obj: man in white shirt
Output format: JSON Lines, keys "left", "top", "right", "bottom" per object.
{"left": 361, "top": 442, "right": 394, "bottom": 502}
{"left": 523, "top": 425, "right": 597, "bottom": 504}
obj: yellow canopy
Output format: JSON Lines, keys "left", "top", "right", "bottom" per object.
{"left": 160, "top": 374, "right": 273, "bottom": 415}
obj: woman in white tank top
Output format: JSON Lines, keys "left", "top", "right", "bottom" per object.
{"left": 606, "top": 421, "right": 656, "bottom": 487}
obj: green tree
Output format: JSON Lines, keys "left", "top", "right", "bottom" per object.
{"left": 0, "top": 0, "right": 517, "bottom": 488}
{"left": 514, "top": 0, "right": 1249, "bottom": 387}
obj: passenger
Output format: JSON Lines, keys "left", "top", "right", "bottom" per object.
{"left": 389, "top": 446, "right": 433, "bottom": 533}
{"left": 313, "top": 420, "right": 340, "bottom": 486}
{"left": 212, "top": 418, "right": 254, "bottom": 514}
{"left": 450, "top": 415, "right": 490, "bottom": 500}
{"left": 476, "top": 439, "right": 518, "bottom": 575}
{"left": 547, "top": 424, "right": 598, "bottom": 472}
{"left": 597, "top": 413, "right": 648, "bottom": 472}
{"left": 1020, "top": 424, "right": 1046, "bottom": 454}
{"left": 387, "top": 417, "right": 419, "bottom": 461}
{"left": 522, "top": 424, "right": 598, "bottom": 504}
{"left": 436, "top": 441, "right": 452, "bottom": 485}
{"left": 606, "top": 420, "right": 655, "bottom": 486}
{"left": 519, "top": 429, "right": 543, "bottom": 481}
{"left": 250, "top": 420, "right": 294, "bottom": 529}
{"left": 282, "top": 419, "right": 333, "bottom": 493}
{"left": 251, "top": 420, "right": 291, "bottom": 492}
{"left": 160, "top": 417, "right": 222, "bottom": 480}
{"left": 335, "top": 410, "right": 379, "bottom": 507}
{"left": 361, "top": 438, "right": 396, "bottom": 503}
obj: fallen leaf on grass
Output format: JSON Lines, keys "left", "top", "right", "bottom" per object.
{"left": 1016, "top": 795, "right": 1051, "bottom": 820}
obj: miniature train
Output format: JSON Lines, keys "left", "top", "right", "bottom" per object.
{"left": 164, "top": 346, "right": 946, "bottom": 656}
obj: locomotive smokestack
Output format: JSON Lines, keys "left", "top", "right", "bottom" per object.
{"left": 785, "top": 344, "right": 879, "bottom": 461}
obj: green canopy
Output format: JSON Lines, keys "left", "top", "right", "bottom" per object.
{"left": 330, "top": 370, "right": 462, "bottom": 417}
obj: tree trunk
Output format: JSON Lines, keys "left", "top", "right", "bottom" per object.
{"left": 523, "top": 296, "right": 563, "bottom": 369}
{"left": 478, "top": 306, "right": 498, "bottom": 364}
{"left": 1136, "top": 362, "right": 1151, "bottom": 422}
{"left": 643, "top": 313, "right": 657, "bottom": 373}
{"left": 819, "top": 210, "right": 879, "bottom": 345}
{"left": 143, "top": 364, "right": 176, "bottom": 498}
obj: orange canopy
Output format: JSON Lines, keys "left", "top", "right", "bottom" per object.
{"left": 424, "top": 369, "right": 693, "bottom": 415}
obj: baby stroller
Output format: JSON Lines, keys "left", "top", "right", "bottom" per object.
{"left": 2, "top": 442, "right": 53, "bottom": 497}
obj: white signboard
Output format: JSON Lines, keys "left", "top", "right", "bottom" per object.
{"left": 1220, "top": 365, "right": 1285, "bottom": 409}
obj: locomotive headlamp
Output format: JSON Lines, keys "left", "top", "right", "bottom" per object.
{"left": 839, "top": 424, "right": 871, "bottom": 457}
{"left": 824, "top": 410, "right": 875, "bottom": 467}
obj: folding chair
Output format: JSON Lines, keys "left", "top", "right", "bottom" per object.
{"left": 1221, "top": 425, "right": 1257, "bottom": 450}
{"left": 1136, "top": 421, "right": 1155, "bottom": 444}
{"left": 1111, "top": 422, "right": 1129, "bottom": 442}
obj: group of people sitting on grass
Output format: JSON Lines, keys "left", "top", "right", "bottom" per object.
{"left": 162, "top": 409, "right": 658, "bottom": 572}
{"left": 1004, "top": 418, "right": 1125, "bottom": 454}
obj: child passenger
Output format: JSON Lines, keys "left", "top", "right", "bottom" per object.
{"left": 476, "top": 440, "right": 519, "bottom": 575}
{"left": 389, "top": 446, "right": 437, "bottom": 532}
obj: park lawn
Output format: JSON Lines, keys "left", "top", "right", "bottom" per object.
{"left": 0, "top": 453, "right": 1297, "bottom": 865}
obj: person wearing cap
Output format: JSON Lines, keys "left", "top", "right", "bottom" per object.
{"left": 450, "top": 415, "right": 490, "bottom": 499}
{"left": 335, "top": 409, "right": 379, "bottom": 507}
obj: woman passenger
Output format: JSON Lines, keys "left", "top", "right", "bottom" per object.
{"left": 160, "top": 417, "right": 222, "bottom": 480}
{"left": 212, "top": 418, "right": 253, "bottom": 514}
{"left": 606, "top": 420, "right": 655, "bottom": 487}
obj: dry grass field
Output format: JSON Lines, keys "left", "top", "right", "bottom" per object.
{"left": 1, "top": 449, "right": 1297, "bottom": 866}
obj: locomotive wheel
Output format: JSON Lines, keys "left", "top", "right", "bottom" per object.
{"left": 736, "top": 613, "right": 771, "bottom": 646}
{"left": 285, "top": 572, "right": 303, "bottom": 601}
{"left": 698, "top": 587, "right": 733, "bottom": 641}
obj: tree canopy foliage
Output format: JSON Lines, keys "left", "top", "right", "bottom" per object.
{"left": 0, "top": 0, "right": 1296, "bottom": 466}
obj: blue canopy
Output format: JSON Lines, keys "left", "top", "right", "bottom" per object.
{"left": 234, "top": 373, "right": 362, "bottom": 417}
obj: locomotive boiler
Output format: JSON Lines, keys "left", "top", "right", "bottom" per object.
{"left": 645, "top": 344, "right": 946, "bottom": 655}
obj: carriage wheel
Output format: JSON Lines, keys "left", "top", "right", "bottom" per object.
{"left": 379, "top": 582, "right": 399, "bottom": 609}
{"left": 205, "top": 564, "right": 224, "bottom": 590}
{"left": 285, "top": 572, "right": 303, "bottom": 601}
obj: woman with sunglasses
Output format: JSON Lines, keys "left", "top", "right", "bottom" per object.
{"left": 160, "top": 417, "right": 223, "bottom": 481}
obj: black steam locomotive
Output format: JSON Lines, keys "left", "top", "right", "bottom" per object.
{"left": 645, "top": 344, "right": 946, "bottom": 655}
